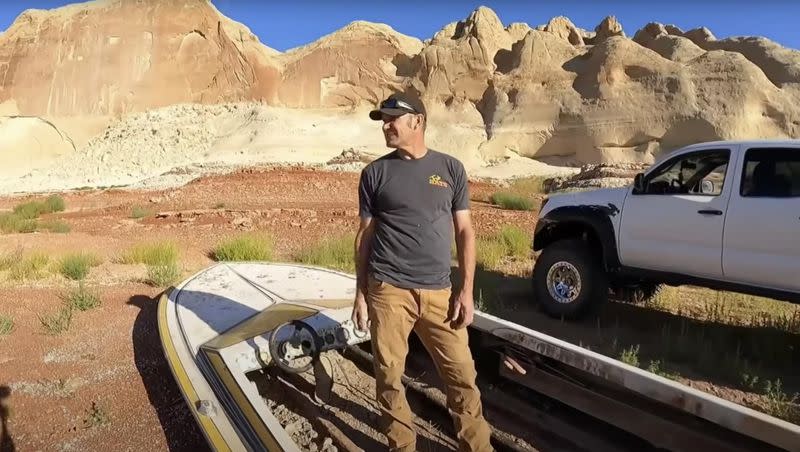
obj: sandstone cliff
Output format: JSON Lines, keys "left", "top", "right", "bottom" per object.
{"left": 0, "top": 0, "right": 282, "bottom": 116}
{"left": 275, "top": 21, "right": 423, "bottom": 108}
{"left": 398, "top": 10, "right": 800, "bottom": 164}
{"left": 1, "top": 1, "right": 800, "bottom": 190}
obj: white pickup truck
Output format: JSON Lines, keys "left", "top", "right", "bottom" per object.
{"left": 532, "top": 139, "right": 800, "bottom": 319}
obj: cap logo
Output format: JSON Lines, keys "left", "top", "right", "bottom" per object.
{"left": 382, "top": 98, "right": 417, "bottom": 113}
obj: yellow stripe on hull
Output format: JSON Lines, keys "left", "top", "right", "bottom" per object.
{"left": 204, "top": 350, "right": 287, "bottom": 451}
{"left": 157, "top": 289, "right": 232, "bottom": 452}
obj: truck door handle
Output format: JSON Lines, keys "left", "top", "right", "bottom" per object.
{"left": 698, "top": 209, "right": 723, "bottom": 215}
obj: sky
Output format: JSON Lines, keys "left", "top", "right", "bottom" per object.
{"left": 0, "top": 0, "right": 798, "bottom": 52}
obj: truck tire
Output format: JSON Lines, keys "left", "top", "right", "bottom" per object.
{"left": 532, "top": 239, "right": 608, "bottom": 319}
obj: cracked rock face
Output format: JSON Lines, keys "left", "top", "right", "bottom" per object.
{"left": 0, "top": 0, "right": 283, "bottom": 116}
{"left": 1, "top": 3, "right": 799, "bottom": 171}
{"left": 403, "top": 10, "right": 800, "bottom": 165}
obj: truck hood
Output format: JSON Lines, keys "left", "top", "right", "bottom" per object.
{"left": 540, "top": 187, "right": 630, "bottom": 217}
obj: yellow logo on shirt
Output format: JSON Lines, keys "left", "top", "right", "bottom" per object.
{"left": 429, "top": 174, "right": 449, "bottom": 188}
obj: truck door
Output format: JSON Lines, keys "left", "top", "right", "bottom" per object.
{"left": 722, "top": 146, "right": 800, "bottom": 292}
{"left": 618, "top": 147, "right": 734, "bottom": 279}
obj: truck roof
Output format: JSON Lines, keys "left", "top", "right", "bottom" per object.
{"left": 655, "top": 138, "right": 800, "bottom": 163}
{"left": 677, "top": 138, "right": 800, "bottom": 150}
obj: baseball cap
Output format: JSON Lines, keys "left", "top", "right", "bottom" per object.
{"left": 369, "top": 93, "right": 427, "bottom": 120}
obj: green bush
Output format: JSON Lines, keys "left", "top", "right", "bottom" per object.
{"left": 13, "top": 201, "right": 48, "bottom": 219}
{"left": 41, "top": 219, "right": 71, "bottom": 233}
{"left": 130, "top": 206, "right": 152, "bottom": 219}
{"left": 212, "top": 234, "right": 273, "bottom": 261}
{"left": 0, "top": 316, "right": 13, "bottom": 335}
{"left": 1, "top": 195, "right": 67, "bottom": 234}
{"left": 489, "top": 192, "right": 534, "bottom": 211}
{"left": 9, "top": 253, "right": 51, "bottom": 280}
{"left": 476, "top": 225, "right": 531, "bottom": 270}
{"left": 508, "top": 176, "right": 548, "bottom": 195}
{"left": 59, "top": 252, "right": 101, "bottom": 281}
{"left": 0, "top": 213, "right": 37, "bottom": 233}
{"left": 45, "top": 195, "right": 66, "bottom": 213}
{"left": 120, "top": 241, "right": 178, "bottom": 266}
{"left": 39, "top": 304, "right": 72, "bottom": 335}
{"left": 498, "top": 225, "right": 530, "bottom": 258}
{"left": 65, "top": 282, "right": 101, "bottom": 311}
{"left": 294, "top": 234, "right": 355, "bottom": 273}
{"left": 147, "top": 262, "right": 181, "bottom": 287}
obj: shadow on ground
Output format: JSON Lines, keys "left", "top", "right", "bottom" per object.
{"left": 127, "top": 294, "right": 210, "bottom": 452}
{"left": 455, "top": 265, "right": 800, "bottom": 413}
{"left": 1, "top": 386, "right": 13, "bottom": 452}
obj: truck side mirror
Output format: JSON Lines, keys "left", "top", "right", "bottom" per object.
{"left": 701, "top": 180, "right": 714, "bottom": 194}
{"left": 633, "top": 173, "right": 645, "bottom": 194}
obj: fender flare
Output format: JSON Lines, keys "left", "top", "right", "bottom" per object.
{"left": 533, "top": 204, "right": 621, "bottom": 270}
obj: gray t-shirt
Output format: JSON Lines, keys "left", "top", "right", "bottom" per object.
{"left": 358, "top": 148, "right": 470, "bottom": 289}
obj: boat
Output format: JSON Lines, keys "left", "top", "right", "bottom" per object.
{"left": 158, "top": 262, "right": 800, "bottom": 452}
{"left": 157, "top": 262, "right": 370, "bottom": 452}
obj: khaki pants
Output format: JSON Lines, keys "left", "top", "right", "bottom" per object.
{"left": 366, "top": 275, "right": 493, "bottom": 452}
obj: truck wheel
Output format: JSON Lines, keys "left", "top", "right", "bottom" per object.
{"left": 532, "top": 239, "right": 608, "bottom": 319}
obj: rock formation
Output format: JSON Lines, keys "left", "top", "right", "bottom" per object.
{"left": 0, "top": 0, "right": 282, "bottom": 116}
{"left": 400, "top": 12, "right": 800, "bottom": 165}
{"left": 544, "top": 16, "right": 584, "bottom": 46}
{"left": 594, "top": 16, "right": 626, "bottom": 42}
{"left": 543, "top": 162, "right": 651, "bottom": 193}
{"left": 0, "top": 116, "right": 77, "bottom": 177}
{"left": 1, "top": 0, "right": 799, "bottom": 186}
{"left": 274, "top": 21, "right": 423, "bottom": 108}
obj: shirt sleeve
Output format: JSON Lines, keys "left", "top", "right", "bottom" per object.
{"left": 452, "top": 160, "right": 470, "bottom": 212}
{"left": 358, "top": 167, "right": 375, "bottom": 219}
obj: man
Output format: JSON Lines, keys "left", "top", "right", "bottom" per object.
{"left": 351, "top": 92, "right": 493, "bottom": 452}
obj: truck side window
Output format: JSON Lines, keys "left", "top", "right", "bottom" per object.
{"left": 740, "top": 148, "right": 800, "bottom": 198}
{"left": 640, "top": 150, "right": 730, "bottom": 196}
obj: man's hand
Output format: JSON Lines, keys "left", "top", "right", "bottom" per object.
{"left": 448, "top": 289, "right": 474, "bottom": 329}
{"left": 352, "top": 293, "right": 369, "bottom": 332}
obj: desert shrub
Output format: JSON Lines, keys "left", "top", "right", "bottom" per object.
{"left": 13, "top": 201, "right": 48, "bottom": 219}
{"left": 294, "top": 234, "right": 355, "bottom": 273}
{"left": 130, "top": 206, "right": 152, "bottom": 219}
{"left": 508, "top": 176, "right": 547, "bottom": 195}
{"left": 59, "top": 252, "right": 101, "bottom": 281}
{"left": 120, "top": 241, "right": 178, "bottom": 266}
{"left": 45, "top": 195, "right": 66, "bottom": 213}
{"left": 0, "top": 213, "right": 37, "bottom": 233}
{"left": 489, "top": 192, "right": 534, "bottom": 211}
{"left": 41, "top": 219, "right": 71, "bottom": 233}
{"left": 147, "top": 261, "right": 181, "bottom": 287}
{"left": 212, "top": 234, "right": 273, "bottom": 261}
{"left": 39, "top": 304, "right": 72, "bottom": 335}
{"left": 476, "top": 225, "right": 531, "bottom": 269}
{"left": 476, "top": 239, "right": 505, "bottom": 270}
{"left": 0, "top": 316, "right": 13, "bottom": 335}
{"left": 498, "top": 225, "right": 530, "bottom": 258}
{"left": 0, "top": 250, "right": 19, "bottom": 270}
{"left": 64, "top": 282, "right": 101, "bottom": 311}
{"left": 9, "top": 253, "right": 51, "bottom": 280}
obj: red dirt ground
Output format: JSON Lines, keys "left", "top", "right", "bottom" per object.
{"left": 0, "top": 166, "right": 796, "bottom": 451}
{"left": 0, "top": 167, "right": 539, "bottom": 451}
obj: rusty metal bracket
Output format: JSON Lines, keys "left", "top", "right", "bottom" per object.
{"left": 474, "top": 316, "right": 800, "bottom": 452}
{"left": 498, "top": 358, "right": 760, "bottom": 452}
